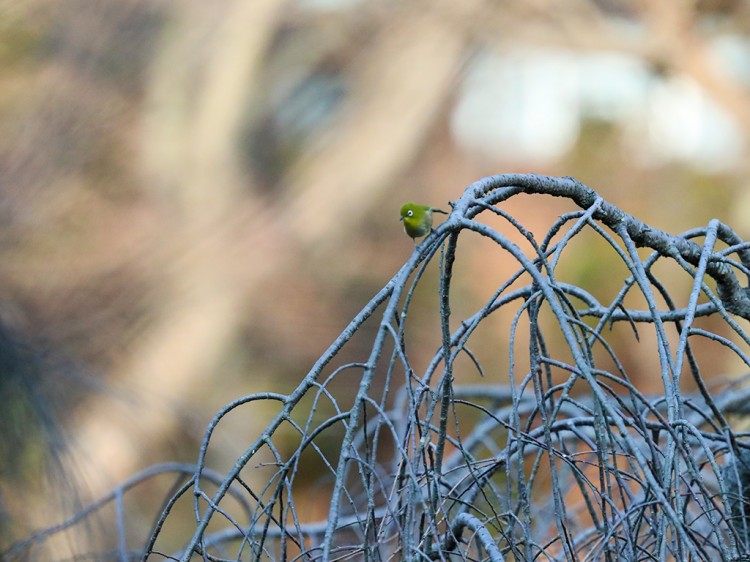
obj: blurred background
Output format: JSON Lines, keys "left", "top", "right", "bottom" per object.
{"left": 2, "top": 0, "right": 750, "bottom": 553}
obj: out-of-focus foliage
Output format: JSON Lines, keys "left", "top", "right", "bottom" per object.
{"left": 1, "top": 0, "right": 749, "bottom": 554}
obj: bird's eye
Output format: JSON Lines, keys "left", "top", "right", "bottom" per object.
{"left": 407, "top": 210, "right": 413, "bottom": 217}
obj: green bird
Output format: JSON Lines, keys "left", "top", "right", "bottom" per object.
{"left": 400, "top": 202, "right": 448, "bottom": 241}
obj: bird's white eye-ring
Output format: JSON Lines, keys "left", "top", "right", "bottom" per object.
{"left": 407, "top": 210, "right": 414, "bottom": 217}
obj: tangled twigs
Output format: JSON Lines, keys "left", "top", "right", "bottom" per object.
{"left": 454, "top": 174, "right": 750, "bottom": 319}
{"left": 6, "top": 175, "right": 750, "bottom": 562}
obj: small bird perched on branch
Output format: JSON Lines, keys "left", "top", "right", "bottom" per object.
{"left": 400, "top": 202, "right": 448, "bottom": 242}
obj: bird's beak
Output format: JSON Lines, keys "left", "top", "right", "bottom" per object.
{"left": 399, "top": 216, "right": 404, "bottom": 222}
